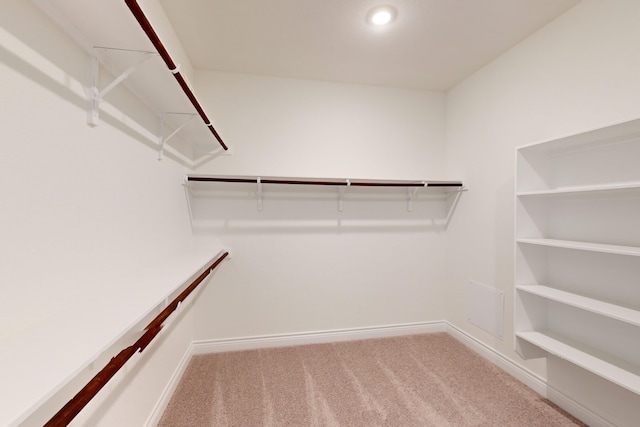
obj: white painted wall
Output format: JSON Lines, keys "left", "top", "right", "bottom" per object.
{"left": 194, "top": 70, "right": 448, "bottom": 179}
{"left": 0, "top": 1, "right": 197, "bottom": 425}
{"left": 21, "top": 305, "right": 197, "bottom": 427}
{"left": 190, "top": 71, "right": 452, "bottom": 340}
{"left": 7, "top": 0, "right": 640, "bottom": 425}
{"left": 445, "top": 0, "right": 640, "bottom": 425}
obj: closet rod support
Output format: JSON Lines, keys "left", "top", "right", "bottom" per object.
{"left": 257, "top": 177, "right": 263, "bottom": 211}
{"left": 407, "top": 186, "right": 420, "bottom": 212}
{"left": 338, "top": 179, "right": 350, "bottom": 212}
{"left": 158, "top": 114, "right": 197, "bottom": 161}
{"left": 124, "top": 0, "right": 229, "bottom": 151}
{"left": 89, "top": 52, "right": 155, "bottom": 126}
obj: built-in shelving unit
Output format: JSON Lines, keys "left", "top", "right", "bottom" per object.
{"left": 514, "top": 117, "right": 640, "bottom": 396}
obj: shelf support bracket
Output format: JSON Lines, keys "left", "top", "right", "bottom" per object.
{"left": 257, "top": 177, "right": 263, "bottom": 211}
{"left": 407, "top": 186, "right": 421, "bottom": 212}
{"left": 89, "top": 52, "right": 155, "bottom": 126}
{"left": 158, "top": 113, "right": 197, "bottom": 161}
{"left": 338, "top": 179, "right": 350, "bottom": 212}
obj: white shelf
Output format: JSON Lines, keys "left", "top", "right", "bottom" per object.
{"left": 35, "top": 0, "right": 225, "bottom": 164}
{"left": 516, "top": 331, "right": 640, "bottom": 395}
{"left": 516, "top": 238, "right": 640, "bottom": 257}
{"left": 186, "top": 174, "right": 465, "bottom": 214}
{"left": 517, "top": 182, "right": 640, "bottom": 197}
{"left": 516, "top": 117, "right": 640, "bottom": 193}
{"left": 186, "top": 174, "right": 464, "bottom": 187}
{"left": 517, "top": 286, "right": 640, "bottom": 327}
{"left": 0, "top": 248, "right": 226, "bottom": 427}
{"left": 516, "top": 116, "right": 640, "bottom": 154}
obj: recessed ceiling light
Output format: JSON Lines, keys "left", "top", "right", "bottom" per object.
{"left": 367, "top": 6, "right": 397, "bottom": 26}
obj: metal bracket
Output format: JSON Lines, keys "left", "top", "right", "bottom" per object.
{"left": 338, "top": 179, "right": 350, "bottom": 212}
{"left": 158, "top": 113, "right": 197, "bottom": 160}
{"left": 89, "top": 50, "right": 156, "bottom": 126}
{"left": 407, "top": 183, "right": 424, "bottom": 212}
{"left": 257, "top": 177, "right": 263, "bottom": 211}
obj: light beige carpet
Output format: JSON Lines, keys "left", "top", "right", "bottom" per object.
{"left": 159, "top": 333, "right": 585, "bottom": 426}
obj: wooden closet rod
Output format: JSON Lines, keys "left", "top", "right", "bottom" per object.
{"left": 186, "top": 176, "right": 464, "bottom": 188}
{"left": 44, "top": 251, "right": 229, "bottom": 427}
{"left": 123, "top": 0, "right": 228, "bottom": 151}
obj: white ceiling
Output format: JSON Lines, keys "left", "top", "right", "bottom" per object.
{"left": 159, "top": 0, "right": 580, "bottom": 91}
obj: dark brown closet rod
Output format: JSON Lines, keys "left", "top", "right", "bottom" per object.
{"left": 44, "top": 251, "right": 229, "bottom": 427}
{"left": 186, "top": 176, "right": 464, "bottom": 188}
{"left": 123, "top": 0, "right": 228, "bottom": 151}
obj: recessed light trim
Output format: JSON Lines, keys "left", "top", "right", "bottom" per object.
{"left": 367, "top": 5, "right": 397, "bottom": 26}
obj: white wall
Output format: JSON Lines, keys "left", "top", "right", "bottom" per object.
{"left": 8, "top": 0, "right": 640, "bottom": 425}
{"left": 445, "top": 0, "right": 640, "bottom": 425}
{"left": 0, "top": 1, "right": 196, "bottom": 425}
{"left": 22, "top": 305, "right": 197, "bottom": 427}
{"left": 195, "top": 70, "right": 447, "bottom": 179}
{"left": 190, "top": 71, "right": 452, "bottom": 340}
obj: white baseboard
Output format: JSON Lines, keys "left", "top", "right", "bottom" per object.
{"left": 444, "top": 323, "right": 548, "bottom": 395}
{"left": 148, "top": 321, "right": 614, "bottom": 427}
{"left": 192, "top": 321, "right": 447, "bottom": 355}
{"left": 445, "top": 323, "right": 614, "bottom": 427}
{"left": 144, "top": 344, "right": 194, "bottom": 427}
{"left": 544, "top": 385, "right": 615, "bottom": 427}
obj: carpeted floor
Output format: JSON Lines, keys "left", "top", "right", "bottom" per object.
{"left": 159, "top": 333, "right": 586, "bottom": 426}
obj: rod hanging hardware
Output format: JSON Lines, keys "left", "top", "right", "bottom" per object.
{"left": 124, "top": 0, "right": 228, "bottom": 151}
{"left": 338, "top": 179, "right": 351, "bottom": 212}
{"left": 89, "top": 51, "right": 156, "bottom": 127}
{"left": 257, "top": 177, "right": 263, "bottom": 211}
{"left": 186, "top": 175, "right": 464, "bottom": 189}
{"left": 406, "top": 181, "right": 428, "bottom": 212}
{"left": 158, "top": 113, "right": 197, "bottom": 161}
{"left": 407, "top": 187, "right": 420, "bottom": 212}
{"left": 186, "top": 175, "right": 465, "bottom": 212}
{"left": 93, "top": 46, "right": 157, "bottom": 54}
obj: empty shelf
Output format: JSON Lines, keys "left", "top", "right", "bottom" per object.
{"left": 516, "top": 238, "right": 640, "bottom": 257}
{"left": 516, "top": 331, "right": 640, "bottom": 395}
{"left": 517, "top": 182, "right": 640, "bottom": 197}
{"left": 517, "top": 286, "right": 640, "bottom": 327}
